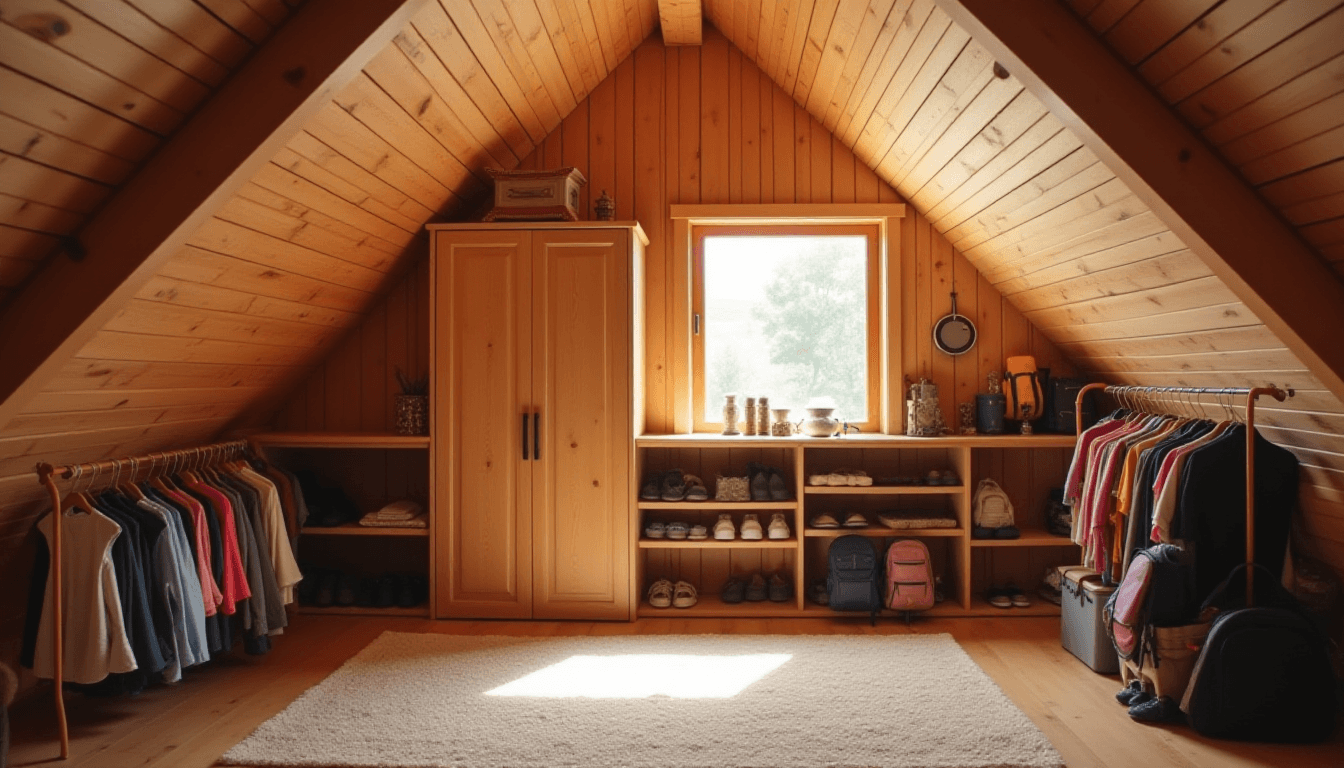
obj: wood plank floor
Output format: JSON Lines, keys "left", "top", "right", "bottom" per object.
{"left": 8, "top": 615, "right": 1342, "bottom": 768}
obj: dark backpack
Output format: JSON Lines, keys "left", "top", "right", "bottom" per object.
{"left": 828, "top": 535, "right": 882, "bottom": 621}
{"left": 1044, "top": 376, "right": 1095, "bottom": 434}
{"left": 1183, "top": 564, "right": 1337, "bottom": 742}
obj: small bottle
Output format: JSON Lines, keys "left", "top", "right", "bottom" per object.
{"left": 757, "top": 396, "right": 770, "bottom": 435}
{"left": 743, "top": 397, "right": 758, "bottom": 436}
{"left": 722, "top": 394, "right": 740, "bottom": 436}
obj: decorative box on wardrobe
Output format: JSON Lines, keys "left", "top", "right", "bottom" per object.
{"left": 428, "top": 222, "right": 645, "bottom": 621}
{"left": 1060, "top": 566, "right": 1119, "bottom": 673}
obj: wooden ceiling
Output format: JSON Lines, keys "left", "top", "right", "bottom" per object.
{"left": 0, "top": 0, "right": 1341, "bottom": 552}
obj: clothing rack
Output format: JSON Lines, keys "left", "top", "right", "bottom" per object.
{"left": 34, "top": 438, "right": 251, "bottom": 760}
{"left": 1074, "top": 384, "right": 1293, "bottom": 608}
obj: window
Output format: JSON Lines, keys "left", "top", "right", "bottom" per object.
{"left": 692, "top": 224, "right": 881, "bottom": 432}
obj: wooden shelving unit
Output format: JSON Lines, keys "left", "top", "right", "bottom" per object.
{"left": 249, "top": 432, "right": 430, "bottom": 449}
{"left": 300, "top": 523, "right": 428, "bottom": 538}
{"left": 634, "top": 433, "right": 1079, "bottom": 619}
{"left": 295, "top": 605, "right": 430, "bottom": 618}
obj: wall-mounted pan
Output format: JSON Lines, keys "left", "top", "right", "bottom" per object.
{"left": 934, "top": 292, "right": 976, "bottom": 356}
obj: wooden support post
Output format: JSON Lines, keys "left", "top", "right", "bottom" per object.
{"left": 0, "top": 0, "right": 430, "bottom": 432}
{"left": 936, "top": 0, "right": 1344, "bottom": 403}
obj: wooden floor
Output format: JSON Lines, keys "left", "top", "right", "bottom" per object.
{"left": 8, "top": 615, "right": 1342, "bottom": 768}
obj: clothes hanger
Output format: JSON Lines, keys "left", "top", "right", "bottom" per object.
{"left": 61, "top": 464, "right": 96, "bottom": 515}
{"left": 119, "top": 457, "right": 146, "bottom": 501}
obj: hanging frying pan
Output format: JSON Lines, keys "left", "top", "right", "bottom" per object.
{"left": 934, "top": 291, "right": 977, "bottom": 356}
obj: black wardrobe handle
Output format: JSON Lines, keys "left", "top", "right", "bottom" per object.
{"left": 522, "top": 412, "right": 529, "bottom": 461}
{"left": 533, "top": 411, "right": 540, "bottom": 461}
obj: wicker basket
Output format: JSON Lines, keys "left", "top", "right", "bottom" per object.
{"left": 394, "top": 395, "right": 429, "bottom": 436}
{"left": 714, "top": 476, "right": 750, "bottom": 502}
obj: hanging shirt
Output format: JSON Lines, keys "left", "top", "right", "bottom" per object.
{"left": 236, "top": 466, "right": 304, "bottom": 605}
{"left": 186, "top": 477, "right": 252, "bottom": 615}
{"left": 32, "top": 508, "right": 137, "bottom": 684}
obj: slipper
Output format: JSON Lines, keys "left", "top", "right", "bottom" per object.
{"left": 684, "top": 474, "right": 709, "bottom": 501}
{"left": 809, "top": 513, "right": 840, "bottom": 529}
{"left": 687, "top": 524, "right": 708, "bottom": 540}
{"left": 672, "top": 580, "right": 698, "bottom": 608}
{"left": 986, "top": 587, "right": 1012, "bottom": 609}
{"left": 1006, "top": 586, "right": 1031, "bottom": 608}
{"left": 665, "top": 521, "right": 689, "bottom": 540}
{"left": 807, "top": 473, "right": 830, "bottom": 486}
{"left": 647, "top": 578, "right": 673, "bottom": 608}
{"left": 842, "top": 512, "right": 869, "bottom": 528}
{"left": 644, "top": 521, "right": 666, "bottom": 539}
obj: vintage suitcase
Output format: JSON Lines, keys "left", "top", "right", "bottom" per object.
{"left": 482, "top": 167, "right": 587, "bottom": 221}
{"left": 1061, "top": 566, "right": 1119, "bottom": 673}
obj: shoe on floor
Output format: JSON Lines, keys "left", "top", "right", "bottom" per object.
{"left": 1129, "top": 696, "right": 1184, "bottom": 724}
{"left": 644, "top": 521, "right": 666, "bottom": 539}
{"left": 768, "top": 572, "right": 793, "bottom": 602}
{"left": 672, "top": 580, "right": 698, "bottom": 609}
{"left": 745, "top": 573, "right": 768, "bottom": 601}
{"left": 721, "top": 577, "right": 746, "bottom": 604}
{"left": 767, "top": 512, "right": 790, "bottom": 539}
{"left": 684, "top": 474, "right": 709, "bottom": 501}
{"left": 647, "top": 578, "right": 674, "bottom": 608}
{"left": 740, "top": 513, "right": 763, "bottom": 540}
{"left": 639, "top": 473, "right": 662, "bottom": 500}
{"left": 687, "top": 524, "right": 708, "bottom": 540}
{"left": 713, "top": 513, "right": 736, "bottom": 540}
{"left": 660, "top": 469, "right": 687, "bottom": 501}
{"left": 1115, "top": 681, "right": 1145, "bottom": 706}
{"left": 809, "top": 513, "right": 840, "bottom": 529}
{"left": 842, "top": 511, "right": 869, "bottom": 528}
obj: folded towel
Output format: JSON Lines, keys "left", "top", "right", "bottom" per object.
{"left": 371, "top": 499, "right": 423, "bottom": 520}
{"left": 359, "top": 512, "right": 427, "bottom": 528}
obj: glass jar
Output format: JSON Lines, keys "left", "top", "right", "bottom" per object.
{"left": 722, "top": 394, "right": 740, "bottom": 436}
{"left": 743, "top": 397, "right": 757, "bottom": 436}
{"left": 757, "top": 396, "right": 770, "bottom": 435}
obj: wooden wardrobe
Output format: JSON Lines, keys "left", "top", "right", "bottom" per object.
{"left": 429, "top": 222, "right": 646, "bottom": 620}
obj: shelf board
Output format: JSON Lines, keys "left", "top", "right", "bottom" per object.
{"left": 805, "top": 485, "right": 962, "bottom": 495}
{"left": 969, "top": 528, "right": 1079, "bottom": 548}
{"left": 639, "top": 537, "right": 798, "bottom": 549}
{"left": 637, "top": 593, "right": 804, "bottom": 617}
{"left": 295, "top": 604, "right": 429, "bottom": 617}
{"left": 803, "top": 527, "right": 962, "bottom": 538}
{"left": 636, "top": 433, "right": 1076, "bottom": 449}
{"left": 637, "top": 500, "right": 798, "bottom": 510}
{"left": 302, "top": 523, "right": 428, "bottom": 538}
{"left": 250, "top": 432, "right": 430, "bottom": 449}
{"left": 798, "top": 601, "right": 1061, "bottom": 618}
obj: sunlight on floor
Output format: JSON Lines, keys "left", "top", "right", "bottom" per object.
{"left": 485, "top": 654, "right": 792, "bottom": 699}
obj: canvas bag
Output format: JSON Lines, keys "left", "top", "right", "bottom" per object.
{"left": 885, "top": 539, "right": 935, "bottom": 611}
{"left": 1003, "top": 356, "right": 1045, "bottom": 421}
{"left": 972, "top": 478, "right": 1014, "bottom": 529}
{"left": 827, "top": 535, "right": 882, "bottom": 616}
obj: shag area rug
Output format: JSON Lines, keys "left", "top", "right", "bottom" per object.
{"left": 223, "top": 632, "right": 1062, "bottom": 768}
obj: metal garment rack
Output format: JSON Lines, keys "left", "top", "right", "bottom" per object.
{"left": 33, "top": 438, "right": 251, "bottom": 760}
{"left": 1074, "top": 384, "right": 1294, "bottom": 608}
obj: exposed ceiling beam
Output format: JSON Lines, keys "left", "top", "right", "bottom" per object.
{"left": 936, "top": 0, "right": 1344, "bottom": 402}
{"left": 659, "top": 0, "right": 703, "bottom": 45}
{"left": 0, "top": 0, "right": 429, "bottom": 432}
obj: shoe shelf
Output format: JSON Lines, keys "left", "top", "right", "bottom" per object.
{"left": 969, "top": 527, "right": 1078, "bottom": 548}
{"left": 802, "top": 527, "right": 962, "bottom": 538}
{"left": 301, "top": 522, "right": 428, "bottom": 538}
{"left": 804, "top": 485, "right": 961, "bottom": 495}
{"left": 639, "top": 537, "right": 798, "bottom": 549}
{"left": 797, "top": 601, "right": 1061, "bottom": 618}
{"left": 637, "top": 500, "right": 799, "bottom": 510}
{"left": 638, "top": 594, "right": 804, "bottom": 618}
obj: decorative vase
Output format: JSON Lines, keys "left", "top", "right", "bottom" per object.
{"left": 394, "top": 395, "right": 429, "bottom": 436}
{"left": 800, "top": 407, "right": 841, "bottom": 438}
{"left": 756, "top": 396, "right": 771, "bottom": 435}
{"left": 743, "top": 397, "right": 757, "bottom": 436}
{"left": 594, "top": 190, "right": 615, "bottom": 221}
{"left": 769, "top": 408, "right": 794, "bottom": 436}
{"left": 906, "top": 379, "right": 947, "bottom": 437}
{"left": 721, "top": 394, "right": 740, "bottom": 436}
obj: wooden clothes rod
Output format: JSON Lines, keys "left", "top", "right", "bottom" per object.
{"left": 33, "top": 438, "right": 252, "bottom": 761}
{"left": 1074, "top": 384, "right": 1294, "bottom": 608}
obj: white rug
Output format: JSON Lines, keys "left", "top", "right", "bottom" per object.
{"left": 223, "top": 632, "right": 1062, "bottom": 768}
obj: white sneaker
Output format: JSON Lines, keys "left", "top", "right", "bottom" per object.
{"left": 741, "top": 513, "right": 763, "bottom": 540}
{"left": 767, "top": 513, "right": 790, "bottom": 539}
{"left": 713, "top": 513, "right": 736, "bottom": 540}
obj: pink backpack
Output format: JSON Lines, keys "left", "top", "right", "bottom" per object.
{"left": 885, "top": 540, "right": 935, "bottom": 611}
{"left": 1104, "top": 553, "right": 1155, "bottom": 659}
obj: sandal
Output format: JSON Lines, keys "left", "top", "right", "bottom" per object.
{"left": 672, "top": 580, "right": 698, "bottom": 608}
{"left": 687, "top": 524, "right": 708, "bottom": 540}
{"left": 647, "top": 578, "right": 673, "bottom": 608}
{"left": 665, "top": 521, "right": 689, "bottom": 540}
{"left": 644, "top": 521, "right": 666, "bottom": 539}
{"left": 684, "top": 474, "right": 709, "bottom": 501}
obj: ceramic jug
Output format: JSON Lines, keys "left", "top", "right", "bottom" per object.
{"left": 800, "top": 406, "right": 841, "bottom": 437}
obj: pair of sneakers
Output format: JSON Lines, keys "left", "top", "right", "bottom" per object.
{"left": 713, "top": 512, "right": 790, "bottom": 540}
{"left": 746, "top": 462, "right": 792, "bottom": 501}
{"left": 647, "top": 578, "right": 698, "bottom": 608}
{"left": 1115, "top": 682, "right": 1184, "bottom": 724}
{"left": 987, "top": 584, "right": 1032, "bottom": 608}
{"left": 640, "top": 469, "right": 709, "bottom": 502}
{"left": 644, "top": 521, "right": 708, "bottom": 540}
{"left": 721, "top": 571, "right": 793, "bottom": 603}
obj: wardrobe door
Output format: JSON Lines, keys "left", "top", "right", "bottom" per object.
{"left": 530, "top": 228, "right": 632, "bottom": 620}
{"left": 433, "top": 230, "right": 534, "bottom": 619}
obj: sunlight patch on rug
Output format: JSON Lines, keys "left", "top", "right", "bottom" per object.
{"left": 223, "top": 632, "right": 1063, "bottom": 768}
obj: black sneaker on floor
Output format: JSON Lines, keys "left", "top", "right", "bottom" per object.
{"left": 1115, "top": 681, "right": 1144, "bottom": 705}
{"left": 1129, "top": 695, "right": 1184, "bottom": 724}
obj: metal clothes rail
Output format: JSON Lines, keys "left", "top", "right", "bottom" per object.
{"left": 1074, "top": 384, "right": 1294, "bottom": 607}
{"left": 34, "top": 439, "right": 251, "bottom": 760}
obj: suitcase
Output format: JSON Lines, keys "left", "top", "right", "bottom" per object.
{"left": 1061, "top": 566, "right": 1119, "bottom": 673}
{"left": 1044, "top": 376, "right": 1094, "bottom": 434}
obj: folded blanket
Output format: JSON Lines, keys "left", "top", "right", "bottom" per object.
{"left": 359, "top": 512, "right": 427, "bottom": 528}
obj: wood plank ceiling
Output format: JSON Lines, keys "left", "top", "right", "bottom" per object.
{"left": 0, "top": 0, "right": 659, "bottom": 508}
